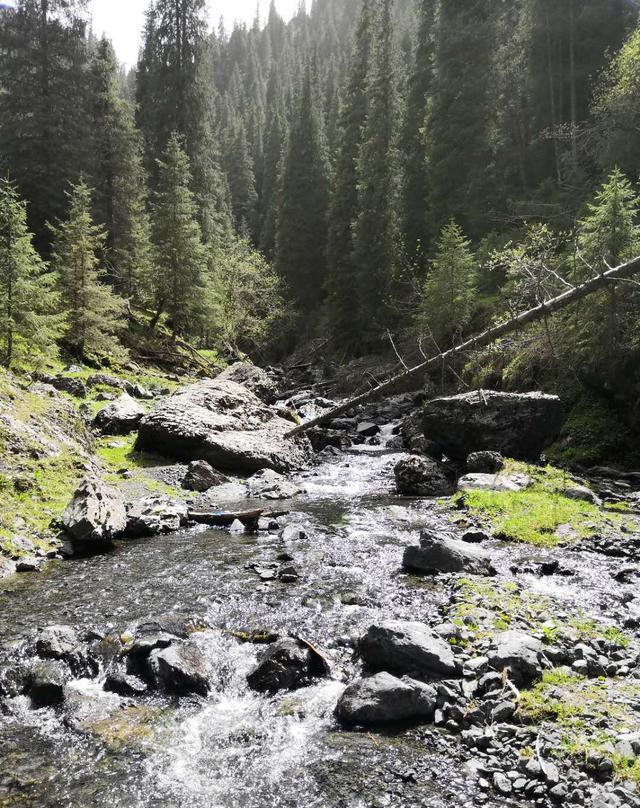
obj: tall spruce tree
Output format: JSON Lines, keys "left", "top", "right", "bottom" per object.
{"left": 50, "top": 181, "right": 126, "bottom": 359}
{"left": 151, "top": 134, "right": 208, "bottom": 337}
{"left": 401, "top": 0, "right": 436, "bottom": 262}
{"left": 352, "top": 0, "right": 399, "bottom": 343}
{"left": 325, "top": 0, "right": 374, "bottom": 348}
{"left": 258, "top": 69, "right": 288, "bottom": 259}
{"left": 0, "top": 178, "right": 61, "bottom": 368}
{"left": 89, "top": 38, "right": 154, "bottom": 302}
{"left": 275, "top": 64, "right": 329, "bottom": 314}
{"left": 0, "top": 0, "right": 91, "bottom": 249}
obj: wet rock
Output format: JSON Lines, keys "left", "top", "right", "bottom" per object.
{"left": 28, "top": 660, "right": 69, "bottom": 707}
{"left": 62, "top": 476, "right": 127, "bottom": 552}
{"left": 125, "top": 495, "right": 188, "bottom": 538}
{"left": 246, "top": 637, "right": 330, "bottom": 693}
{"left": 336, "top": 672, "right": 437, "bottom": 727}
{"left": 394, "top": 455, "right": 454, "bottom": 497}
{"left": 307, "top": 427, "right": 351, "bottom": 452}
{"left": 421, "top": 389, "right": 562, "bottom": 461}
{"left": 458, "top": 473, "right": 532, "bottom": 493}
{"left": 356, "top": 422, "right": 379, "bottom": 439}
{"left": 246, "top": 469, "right": 302, "bottom": 500}
{"left": 461, "top": 529, "right": 491, "bottom": 544}
{"left": 279, "top": 524, "right": 307, "bottom": 542}
{"left": 104, "top": 670, "right": 148, "bottom": 696}
{"left": 148, "top": 641, "right": 210, "bottom": 696}
{"left": 182, "top": 460, "right": 228, "bottom": 492}
{"left": 403, "top": 530, "right": 496, "bottom": 576}
{"left": 466, "top": 451, "right": 505, "bottom": 474}
{"left": 215, "top": 362, "right": 279, "bottom": 403}
{"left": 489, "top": 631, "right": 542, "bottom": 685}
{"left": 359, "top": 620, "right": 458, "bottom": 680}
{"left": 401, "top": 411, "right": 437, "bottom": 455}
{"left": 136, "top": 377, "right": 310, "bottom": 474}
{"left": 16, "top": 557, "right": 42, "bottom": 572}
{"left": 94, "top": 394, "right": 145, "bottom": 436}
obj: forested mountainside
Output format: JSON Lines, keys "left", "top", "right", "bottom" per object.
{"left": 2, "top": 0, "right": 640, "bottom": 460}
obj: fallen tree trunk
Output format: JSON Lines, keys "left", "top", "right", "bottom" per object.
{"left": 287, "top": 255, "right": 640, "bottom": 437}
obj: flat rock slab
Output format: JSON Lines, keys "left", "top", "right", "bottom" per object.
{"left": 403, "top": 531, "right": 496, "bottom": 576}
{"left": 136, "top": 378, "right": 310, "bottom": 474}
{"left": 336, "top": 672, "right": 437, "bottom": 727}
{"left": 458, "top": 473, "right": 533, "bottom": 493}
{"left": 359, "top": 620, "right": 458, "bottom": 680}
{"left": 422, "top": 389, "right": 562, "bottom": 461}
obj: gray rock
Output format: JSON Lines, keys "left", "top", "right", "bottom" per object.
{"left": 422, "top": 389, "right": 563, "bottom": 461}
{"left": 467, "top": 451, "right": 505, "bottom": 474}
{"left": 125, "top": 495, "right": 189, "bottom": 538}
{"left": 182, "top": 460, "right": 228, "bottom": 492}
{"left": 94, "top": 394, "right": 145, "bottom": 435}
{"left": 246, "top": 469, "right": 302, "bottom": 500}
{"left": 279, "top": 525, "right": 307, "bottom": 542}
{"left": 394, "top": 455, "right": 454, "bottom": 497}
{"left": 148, "top": 641, "right": 210, "bottom": 696}
{"left": 403, "top": 530, "right": 496, "bottom": 576}
{"left": 336, "top": 672, "right": 437, "bottom": 727}
{"left": 356, "top": 422, "right": 379, "bottom": 438}
{"left": 28, "top": 660, "right": 69, "bottom": 707}
{"left": 489, "top": 631, "right": 542, "bottom": 685}
{"left": 214, "top": 362, "right": 279, "bottom": 403}
{"left": 136, "top": 377, "right": 310, "bottom": 474}
{"left": 563, "top": 484, "right": 602, "bottom": 507}
{"left": 38, "top": 374, "right": 87, "bottom": 398}
{"left": 491, "top": 700, "right": 516, "bottom": 722}
{"left": 246, "top": 637, "right": 330, "bottom": 693}
{"left": 359, "top": 620, "right": 458, "bottom": 680}
{"left": 458, "top": 473, "right": 532, "bottom": 493}
{"left": 493, "top": 772, "right": 512, "bottom": 795}
{"left": 62, "top": 476, "right": 127, "bottom": 551}
{"left": 401, "top": 410, "right": 436, "bottom": 455}
{"left": 104, "top": 670, "right": 148, "bottom": 696}
{"left": 16, "top": 557, "right": 41, "bottom": 572}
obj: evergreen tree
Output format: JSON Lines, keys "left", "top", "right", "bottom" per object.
{"left": 151, "top": 134, "right": 208, "bottom": 337}
{"left": 352, "top": 0, "right": 399, "bottom": 342}
{"left": 258, "top": 69, "right": 288, "bottom": 259}
{"left": 415, "top": 220, "right": 475, "bottom": 348}
{"left": 401, "top": 0, "right": 436, "bottom": 261}
{"left": 0, "top": 0, "right": 91, "bottom": 249}
{"left": 0, "top": 178, "right": 61, "bottom": 368}
{"left": 325, "top": 0, "right": 374, "bottom": 347}
{"left": 275, "top": 65, "right": 329, "bottom": 314}
{"left": 89, "top": 38, "right": 154, "bottom": 302}
{"left": 224, "top": 116, "right": 258, "bottom": 238}
{"left": 50, "top": 181, "right": 126, "bottom": 359}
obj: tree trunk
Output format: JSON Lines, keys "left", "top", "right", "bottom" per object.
{"left": 287, "top": 255, "right": 640, "bottom": 437}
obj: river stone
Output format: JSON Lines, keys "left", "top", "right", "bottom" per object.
{"left": 28, "top": 660, "right": 69, "bottom": 707}
{"left": 489, "top": 631, "right": 543, "bottom": 685}
{"left": 359, "top": 620, "right": 458, "bottom": 680}
{"left": 336, "top": 672, "right": 437, "bottom": 727}
{"left": 136, "top": 377, "right": 310, "bottom": 474}
{"left": 246, "top": 637, "right": 330, "bottom": 693}
{"left": 403, "top": 530, "right": 496, "bottom": 576}
{"left": 148, "top": 641, "right": 210, "bottom": 697}
{"left": 215, "top": 362, "right": 279, "bottom": 403}
{"left": 466, "top": 451, "right": 505, "bottom": 474}
{"left": 62, "top": 476, "right": 127, "bottom": 551}
{"left": 246, "top": 469, "right": 302, "bottom": 500}
{"left": 94, "top": 393, "right": 145, "bottom": 436}
{"left": 104, "top": 670, "right": 148, "bottom": 696}
{"left": 32, "top": 625, "right": 97, "bottom": 677}
{"left": 125, "top": 495, "right": 188, "bottom": 538}
{"left": 394, "top": 455, "right": 454, "bottom": 497}
{"left": 421, "top": 390, "right": 562, "bottom": 461}
{"left": 182, "top": 460, "right": 228, "bottom": 492}
{"left": 458, "top": 472, "right": 533, "bottom": 493}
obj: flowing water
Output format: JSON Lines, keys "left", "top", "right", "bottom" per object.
{"left": 0, "top": 430, "right": 631, "bottom": 808}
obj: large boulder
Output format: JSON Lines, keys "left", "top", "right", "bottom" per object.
{"left": 94, "top": 394, "right": 145, "bottom": 435}
{"left": 246, "top": 637, "right": 330, "bottom": 694}
{"left": 215, "top": 363, "right": 279, "bottom": 403}
{"left": 125, "top": 495, "right": 189, "bottom": 538}
{"left": 403, "top": 530, "right": 496, "bottom": 576}
{"left": 359, "top": 620, "right": 458, "bottom": 680}
{"left": 422, "top": 390, "right": 562, "bottom": 461}
{"left": 488, "top": 631, "right": 543, "bottom": 685}
{"left": 135, "top": 378, "right": 310, "bottom": 474}
{"left": 394, "top": 455, "right": 454, "bottom": 497}
{"left": 336, "top": 672, "right": 437, "bottom": 727}
{"left": 148, "top": 641, "right": 210, "bottom": 696}
{"left": 62, "top": 476, "right": 127, "bottom": 551}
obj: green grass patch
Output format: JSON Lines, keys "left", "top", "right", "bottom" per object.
{"left": 96, "top": 435, "right": 181, "bottom": 497}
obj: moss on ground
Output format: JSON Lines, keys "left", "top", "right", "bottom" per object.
{"left": 456, "top": 459, "right": 636, "bottom": 547}
{"left": 81, "top": 705, "right": 168, "bottom": 753}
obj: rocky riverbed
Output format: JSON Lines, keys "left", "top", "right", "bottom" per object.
{"left": 1, "top": 368, "right": 640, "bottom": 808}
